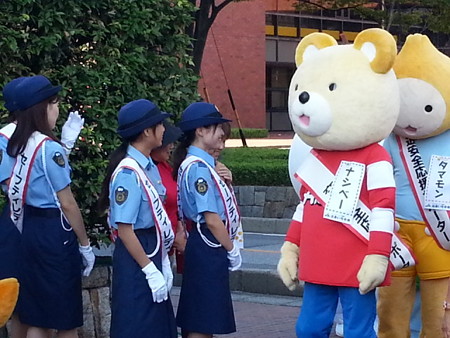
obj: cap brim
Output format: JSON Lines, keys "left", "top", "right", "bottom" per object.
{"left": 178, "top": 116, "right": 231, "bottom": 132}
{"left": 117, "top": 112, "right": 171, "bottom": 138}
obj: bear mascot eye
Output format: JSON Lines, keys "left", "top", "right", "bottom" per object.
{"left": 329, "top": 83, "right": 337, "bottom": 91}
{"left": 424, "top": 104, "right": 433, "bottom": 113}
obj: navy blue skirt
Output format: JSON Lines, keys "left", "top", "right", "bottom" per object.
{"left": 0, "top": 205, "right": 21, "bottom": 280}
{"left": 176, "top": 225, "right": 236, "bottom": 334}
{"left": 17, "top": 205, "right": 82, "bottom": 330}
{"left": 110, "top": 228, "right": 177, "bottom": 338}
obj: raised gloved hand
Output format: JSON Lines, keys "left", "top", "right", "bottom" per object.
{"left": 161, "top": 254, "right": 173, "bottom": 292}
{"left": 277, "top": 241, "right": 299, "bottom": 291}
{"left": 227, "top": 243, "right": 242, "bottom": 271}
{"left": 357, "top": 254, "right": 388, "bottom": 294}
{"left": 61, "top": 111, "right": 84, "bottom": 154}
{"left": 142, "top": 262, "right": 168, "bottom": 303}
{"left": 79, "top": 244, "right": 95, "bottom": 277}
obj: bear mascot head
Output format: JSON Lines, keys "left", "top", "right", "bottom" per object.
{"left": 277, "top": 28, "right": 413, "bottom": 337}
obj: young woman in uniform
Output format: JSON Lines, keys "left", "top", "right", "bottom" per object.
{"left": 6, "top": 75, "right": 95, "bottom": 338}
{"left": 98, "top": 99, "right": 177, "bottom": 338}
{"left": 174, "top": 102, "right": 242, "bottom": 338}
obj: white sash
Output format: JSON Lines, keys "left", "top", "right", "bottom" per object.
{"left": 111, "top": 157, "right": 175, "bottom": 257}
{"left": 295, "top": 151, "right": 416, "bottom": 270}
{"left": 178, "top": 155, "right": 241, "bottom": 248}
{"left": 8, "top": 132, "right": 49, "bottom": 232}
{"left": 397, "top": 136, "right": 450, "bottom": 250}
{"left": 0, "top": 123, "right": 16, "bottom": 139}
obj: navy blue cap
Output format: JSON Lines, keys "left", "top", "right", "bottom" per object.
{"left": 14, "top": 75, "right": 61, "bottom": 111}
{"left": 177, "top": 102, "right": 231, "bottom": 132}
{"left": 161, "top": 120, "right": 183, "bottom": 147}
{"left": 3, "top": 77, "right": 27, "bottom": 113}
{"left": 117, "top": 99, "right": 171, "bottom": 139}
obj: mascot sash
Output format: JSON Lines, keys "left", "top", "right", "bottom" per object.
{"left": 397, "top": 136, "right": 450, "bottom": 250}
{"left": 295, "top": 150, "right": 416, "bottom": 270}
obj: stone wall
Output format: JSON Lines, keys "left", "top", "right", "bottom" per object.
{"left": 79, "top": 266, "right": 112, "bottom": 338}
{"left": 234, "top": 185, "right": 299, "bottom": 219}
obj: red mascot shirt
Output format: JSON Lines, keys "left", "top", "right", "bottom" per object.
{"left": 286, "top": 143, "right": 395, "bottom": 287}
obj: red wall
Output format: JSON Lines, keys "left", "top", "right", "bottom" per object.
{"left": 198, "top": 0, "right": 266, "bottom": 129}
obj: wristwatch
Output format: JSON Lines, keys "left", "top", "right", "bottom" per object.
{"left": 444, "top": 301, "right": 450, "bottom": 310}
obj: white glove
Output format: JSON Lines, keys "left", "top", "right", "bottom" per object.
{"left": 277, "top": 241, "right": 299, "bottom": 291}
{"left": 142, "top": 262, "right": 168, "bottom": 303}
{"left": 227, "top": 243, "right": 242, "bottom": 271}
{"left": 425, "top": 227, "right": 431, "bottom": 236}
{"left": 161, "top": 254, "right": 173, "bottom": 291}
{"left": 61, "top": 111, "right": 84, "bottom": 154}
{"left": 79, "top": 244, "right": 95, "bottom": 277}
{"left": 357, "top": 254, "right": 388, "bottom": 295}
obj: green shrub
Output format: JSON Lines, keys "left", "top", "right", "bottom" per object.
{"left": 0, "top": 0, "right": 198, "bottom": 244}
{"left": 230, "top": 128, "right": 268, "bottom": 139}
{"left": 221, "top": 148, "right": 290, "bottom": 186}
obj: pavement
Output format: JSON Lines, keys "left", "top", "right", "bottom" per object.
{"left": 225, "top": 131, "right": 294, "bottom": 148}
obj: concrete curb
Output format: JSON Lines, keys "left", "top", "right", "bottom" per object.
{"left": 174, "top": 269, "right": 303, "bottom": 298}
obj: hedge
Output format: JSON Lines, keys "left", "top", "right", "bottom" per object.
{"left": 0, "top": 0, "right": 199, "bottom": 244}
{"left": 230, "top": 128, "right": 268, "bottom": 139}
{"left": 221, "top": 148, "right": 291, "bottom": 186}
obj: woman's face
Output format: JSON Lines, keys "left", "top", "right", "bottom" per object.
{"left": 154, "top": 122, "right": 165, "bottom": 148}
{"left": 151, "top": 143, "right": 173, "bottom": 163}
{"left": 201, "top": 125, "right": 225, "bottom": 155}
{"left": 47, "top": 101, "right": 60, "bottom": 130}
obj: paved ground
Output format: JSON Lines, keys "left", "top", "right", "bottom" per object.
{"left": 171, "top": 287, "right": 341, "bottom": 338}
{"left": 226, "top": 132, "right": 294, "bottom": 148}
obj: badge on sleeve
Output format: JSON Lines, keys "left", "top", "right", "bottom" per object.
{"left": 52, "top": 152, "right": 65, "bottom": 167}
{"left": 115, "top": 186, "right": 128, "bottom": 205}
{"left": 195, "top": 178, "right": 208, "bottom": 195}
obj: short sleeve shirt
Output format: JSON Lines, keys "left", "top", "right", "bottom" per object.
{"left": 109, "top": 145, "right": 165, "bottom": 230}
{"left": 178, "top": 146, "right": 226, "bottom": 223}
{"left": 26, "top": 140, "right": 72, "bottom": 208}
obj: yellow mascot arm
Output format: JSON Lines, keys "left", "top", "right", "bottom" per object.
{"left": 277, "top": 241, "right": 300, "bottom": 291}
{"left": 0, "top": 278, "right": 19, "bottom": 327}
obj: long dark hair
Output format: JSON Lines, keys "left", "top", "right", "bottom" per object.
{"left": 7, "top": 97, "right": 59, "bottom": 157}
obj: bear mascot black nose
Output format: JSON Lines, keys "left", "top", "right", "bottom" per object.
{"left": 299, "top": 91, "right": 310, "bottom": 104}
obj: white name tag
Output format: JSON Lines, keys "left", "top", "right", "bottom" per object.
{"left": 424, "top": 155, "right": 450, "bottom": 210}
{"left": 324, "top": 161, "right": 365, "bottom": 223}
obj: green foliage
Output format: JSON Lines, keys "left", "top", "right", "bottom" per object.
{"left": 230, "top": 128, "right": 268, "bottom": 139}
{"left": 0, "top": 0, "right": 199, "bottom": 244}
{"left": 220, "top": 148, "right": 290, "bottom": 186}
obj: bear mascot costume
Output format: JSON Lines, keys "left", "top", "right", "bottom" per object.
{"left": 0, "top": 278, "right": 19, "bottom": 327}
{"left": 277, "top": 28, "right": 415, "bottom": 338}
{"left": 377, "top": 33, "right": 450, "bottom": 338}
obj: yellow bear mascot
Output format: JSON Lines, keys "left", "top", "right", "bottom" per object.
{"left": 377, "top": 33, "right": 450, "bottom": 338}
{"left": 0, "top": 278, "right": 19, "bottom": 327}
{"left": 277, "top": 28, "right": 415, "bottom": 337}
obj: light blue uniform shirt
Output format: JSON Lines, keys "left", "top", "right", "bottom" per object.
{"left": 179, "top": 146, "right": 226, "bottom": 223}
{"left": 0, "top": 134, "right": 15, "bottom": 192}
{"left": 26, "top": 140, "right": 71, "bottom": 208}
{"left": 109, "top": 145, "right": 166, "bottom": 230}
{"left": 384, "top": 130, "right": 450, "bottom": 221}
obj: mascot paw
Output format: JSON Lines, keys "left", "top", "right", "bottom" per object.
{"left": 0, "top": 278, "right": 19, "bottom": 327}
{"left": 277, "top": 241, "right": 300, "bottom": 291}
{"left": 357, "top": 254, "right": 388, "bottom": 294}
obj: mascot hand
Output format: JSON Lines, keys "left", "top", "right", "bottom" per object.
{"left": 357, "top": 254, "right": 388, "bottom": 294}
{"left": 0, "top": 278, "right": 19, "bottom": 327}
{"left": 277, "top": 241, "right": 299, "bottom": 291}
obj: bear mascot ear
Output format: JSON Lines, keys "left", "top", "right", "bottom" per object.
{"left": 0, "top": 278, "right": 19, "bottom": 327}
{"left": 353, "top": 28, "right": 397, "bottom": 74}
{"left": 295, "top": 33, "right": 337, "bottom": 67}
